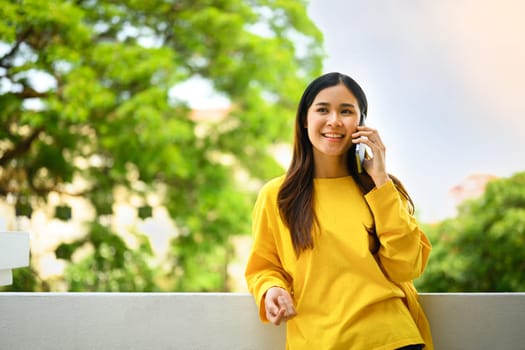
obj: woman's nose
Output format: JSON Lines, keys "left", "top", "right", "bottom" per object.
{"left": 327, "top": 112, "right": 343, "bottom": 126}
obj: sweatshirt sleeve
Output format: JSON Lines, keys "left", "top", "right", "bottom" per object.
{"left": 365, "top": 180, "right": 432, "bottom": 282}
{"left": 244, "top": 183, "right": 292, "bottom": 322}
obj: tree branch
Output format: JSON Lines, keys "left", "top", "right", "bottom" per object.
{"left": 14, "top": 85, "right": 49, "bottom": 99}
{"left": 0, "top": 27, "right": 33, "bottom": 68}
{"left": 0, "top": 126, "right": 44, "bottom": 167}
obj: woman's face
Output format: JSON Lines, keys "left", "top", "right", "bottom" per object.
{"left": 305, "top": 83, "right": 361, "bottom": 164}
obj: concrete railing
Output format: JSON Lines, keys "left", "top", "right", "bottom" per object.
{"left": 0, "top": 232, "right": 30, "bottom": 286}
{"left": 1, "top": 292, "right": 524, "bottom": 349}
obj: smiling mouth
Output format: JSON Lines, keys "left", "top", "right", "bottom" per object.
{"left": 322, "top": 133, "right": 345, "bottom": 139}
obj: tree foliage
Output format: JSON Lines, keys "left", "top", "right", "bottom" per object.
{"left": 416, "top": 171, "right": 525, "bottom": 292}
{"left": 0, "top": 0, "right": 323, "bottom": 291}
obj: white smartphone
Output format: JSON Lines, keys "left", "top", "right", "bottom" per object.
{"left": 355, "top": 113, "right": 366, "bottom": 173}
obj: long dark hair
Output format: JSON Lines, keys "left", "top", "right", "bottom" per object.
{"left": 277, "top": 72, "right": 414, "bottom": 256}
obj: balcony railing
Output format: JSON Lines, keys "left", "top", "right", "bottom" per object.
{"left": 1, "top": 292, "right": 524, "bottom": 349}
{"left": 0, "top": 232, "right": 29, "bottom": 286}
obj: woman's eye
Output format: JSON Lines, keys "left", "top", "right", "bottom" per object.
{"left": 316, "top": 108, "right": 328, "bottom": 113}
{"left": 341, "top": 109, "right": 354, "bottom": 115}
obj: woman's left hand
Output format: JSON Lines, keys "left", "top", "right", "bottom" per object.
{"left": 352, "top": 125, "right": 390, "bottom": 187}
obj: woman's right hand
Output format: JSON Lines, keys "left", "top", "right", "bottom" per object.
{"left": 264, "top": 286, "right": 297, "bottom": 325}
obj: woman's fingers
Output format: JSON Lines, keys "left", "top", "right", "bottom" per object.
{"left": 265, "top": 287, "right": 297, "bottom": 325}
{"left": 278, "top": 295, "right": 297, "bottom": 317}
{"left": 266, "top": 300, "right": 286, "bottom": 325}
{"left": 274, "top": 308, "right": 287, "bottom": 325}
{"left": 352, "top": 126, "right": 383, "bottom": 148}
{"left": 352, "top": 126, "right": 389, "bottom": 186}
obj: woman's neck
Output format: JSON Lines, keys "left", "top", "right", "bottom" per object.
{"left": 313, "top": 155, "right": 349, "bottom": 178}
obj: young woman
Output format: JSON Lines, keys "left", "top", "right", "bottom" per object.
{"left": 245, "top": 72, "right": 433, "bottom": 349}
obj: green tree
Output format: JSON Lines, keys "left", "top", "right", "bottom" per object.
{"left": 0, "top": 0, "right": 323, "bottom": 291}
{"left": 416, "top": 171, "right": 525, "bottom": 292}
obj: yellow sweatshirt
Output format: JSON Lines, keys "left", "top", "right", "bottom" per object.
{"left": 245, "top": 176, "right": 433, "bottom": 350}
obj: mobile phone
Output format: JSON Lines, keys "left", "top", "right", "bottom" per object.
{"left": 355, "top": 113, "right": 366, "bottom": 173}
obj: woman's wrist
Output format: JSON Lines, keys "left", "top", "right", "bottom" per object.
{"left": 372, "top": 173, "right": 390, "bottom": 188}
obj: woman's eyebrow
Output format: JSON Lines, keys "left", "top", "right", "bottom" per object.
{"left": 313, "top": 102, "right": 356, "bottom": 108}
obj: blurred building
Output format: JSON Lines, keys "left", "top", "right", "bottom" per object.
{"left": 448, "top": 173, "right": 498, "bottom": 206}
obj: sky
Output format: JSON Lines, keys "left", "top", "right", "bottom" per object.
{"left": 306, "top": 0, "right": 525, "bottom": 222}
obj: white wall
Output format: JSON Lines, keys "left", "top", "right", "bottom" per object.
{"left": 0, "top": 293, "right": 524, "bottom": 350}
